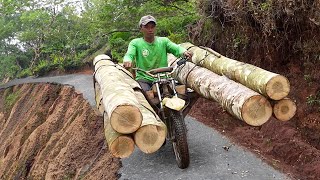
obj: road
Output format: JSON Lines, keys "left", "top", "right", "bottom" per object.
{"left": 0, "top": 74, "right": 289, "bottom": 180}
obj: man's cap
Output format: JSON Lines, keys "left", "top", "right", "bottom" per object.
{"left": 139, "top": 15, "right": 156, "bottom": 27}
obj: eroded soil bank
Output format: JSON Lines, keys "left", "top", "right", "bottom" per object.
{"left": 0, "top": 83, "right": 120, "bottom": 179}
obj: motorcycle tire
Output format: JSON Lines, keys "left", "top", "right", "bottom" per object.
{"left": 169, "top": 110, "right": 190, "bottom": 169}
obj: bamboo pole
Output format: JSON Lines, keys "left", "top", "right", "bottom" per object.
{"left": 169, "top": 55, "right": 272, "bottom": 126}
{"left": 180, "top": 43, "right": 290, "bottom": 100}
{"left": 93, "top": 55, "right": 142, "bottom": 134}
{"left": 272, "top": 98, "right": 297, "bottom": 121}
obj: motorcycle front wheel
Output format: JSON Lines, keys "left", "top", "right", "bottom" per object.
{"left": 168, "top": 110, "right": 190, "bottom": 169}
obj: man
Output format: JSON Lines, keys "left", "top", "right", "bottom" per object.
{"left": 123, "top": 15, "right": 192, "bottom": 91}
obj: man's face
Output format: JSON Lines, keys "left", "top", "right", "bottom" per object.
{"left": 140, "top": 22, "right": 156, "bottom": 39}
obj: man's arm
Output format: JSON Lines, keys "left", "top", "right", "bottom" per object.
{"left": 123, "top": 40, "right": 136, "bottom": 68}
{"left": 165, "top": 38, "right": 192, "bottom": 60}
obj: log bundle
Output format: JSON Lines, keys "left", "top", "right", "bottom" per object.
{"left": 94, "top": 79, "right": 135, "bottom": 158}
{"left": 94, "top": 56, "right": 142, "bottom": 134}
{"left": 93, "top": 54, "right": 167, "bottom": 157}
{"left": 169, "top": 55, "right": 272, "bottom": 126}
{"left": 172, "top": 43, "right": 295, "bottom": 122}
{"left": 180, "top": 43, "right": 290, "bottom": 100}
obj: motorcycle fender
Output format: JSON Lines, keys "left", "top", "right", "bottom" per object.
{"left": 162, "top": 96, "right": 185, "bottom": 111}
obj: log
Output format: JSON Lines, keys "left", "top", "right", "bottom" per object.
{"left": 169, "top": 55, "right": 272, "bottom": 126}
{"left": 133, "top": 90, "right": 167, "bottom": 154}
{"left": 180, "top": 43, "right": 290, "bottom": 100}
{"left": 93, "top": 55, "right": 142, "bottom": 134}
{"left": 103, "top": 112, "right": 135, "bottom": 158}
{"left": 272, "top": 98, "right": 297, "bottom": 121}
{"left": 94, "top": 82, "right": 105, "bottom": 115}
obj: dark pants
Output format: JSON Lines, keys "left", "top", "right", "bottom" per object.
{"left": 137, "top": 80, "right": 153, "bottom": 92}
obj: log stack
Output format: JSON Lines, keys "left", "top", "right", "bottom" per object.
{"left": 180, "top": 43, "right": 290, "bottom": 100}
{"left": 169, "top": 55, "right": 272, "bottom": 126}
{"left": 169, "top": 42, "right": 296, "bottom": 123}
{"left": 93, "top": 54, "right": 167, "bottom": 158}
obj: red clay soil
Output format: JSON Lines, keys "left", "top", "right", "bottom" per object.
{"left": 189, "top": 63, "right": 320, "bottom": 180}
{"left": 0, "top": 83, "right": 120, "bottom": 179}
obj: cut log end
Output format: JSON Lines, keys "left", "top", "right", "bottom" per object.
{"left": 273, "top": 98, "right": 297, "bottom": 121}
{"left": 110, "top": 136, "right": 135, "bottom": 158}
{"left": 110, "top": 105, "right": 142, "bottom": 134}
{"left": 134, "top": 124, "right": 166, "bottom": 154}
{"left": 266, "top": 75, "right": 290, "bottom": 100}
{"left": 242, "top": 95, "right": 272, "bottom": 126}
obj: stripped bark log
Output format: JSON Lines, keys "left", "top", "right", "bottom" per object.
{"left": 133, "top": 90, "right": 167, "bottom": 154}
{"left": 94, "top": 82, "right": 105, "bottom": 115}
{"left": 169, "top": 55, "right": 272, "bottom": 126}
{"left": 180, "top": 43, "right": 290, "bottom": 100}
{"left": 103, "top": 112, "right": 135, "bottom": 158}
{"left": 93, "top": 55, "right": 142, "bottom": 134}
{"left": 272, "top": 98, "right": 297, "bottom": 121}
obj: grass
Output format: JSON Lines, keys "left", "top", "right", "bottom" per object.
{"left": 4, "top": 89, "right": 20, "bottom": 112}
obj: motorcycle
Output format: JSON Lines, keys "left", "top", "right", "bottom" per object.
{"left": 134, "top": 57, "right": 199, "bottom": 169}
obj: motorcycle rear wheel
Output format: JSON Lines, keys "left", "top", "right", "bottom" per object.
{"left": 168, "top": 110, "right": 189, "bottom": 169}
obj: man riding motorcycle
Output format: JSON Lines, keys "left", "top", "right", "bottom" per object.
{"left": 123, "top": 15, "right": 192, "bottom": 91}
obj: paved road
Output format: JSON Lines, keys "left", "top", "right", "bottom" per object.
{"left": 0, "top": 75, "right": 290, "bottom": 180}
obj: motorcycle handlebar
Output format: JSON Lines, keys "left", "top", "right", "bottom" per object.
{"left": 133, "top": 57, "right": 188, "bottom": 77}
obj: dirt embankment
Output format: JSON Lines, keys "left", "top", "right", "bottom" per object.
{"left": 188, "top": 0, "right": 320, "bottom": 179}
{"left": 0, "top": 83, "right": 120, "bottom": 179}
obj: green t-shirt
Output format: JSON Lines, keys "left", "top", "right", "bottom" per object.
{"left": 123, "top": 37, "right": 186, "bottom": 82}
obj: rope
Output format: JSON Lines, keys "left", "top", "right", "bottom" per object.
{"left": 182, "top": 46, "right": 210, "bottom": 89}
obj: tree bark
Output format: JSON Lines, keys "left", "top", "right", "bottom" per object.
{"left": 180, "top": 43, "right": 290, "bottom": 100}
{"left": 94, "top": 55, "right": 142, "bottom": 134}
{"left": 272, "top": 98, "right": 297, "bottom": 121}
{"left": 133, "top": 90, "right": 167, "bottom": 154}
{"left": 169, "top": 55, "right": 272, "bottom": 126}
{"left": 103, "top": 112, "right": 135, "bottom": 158}
{"left": 94, "top": 82, "right": 105, "bottom": 115}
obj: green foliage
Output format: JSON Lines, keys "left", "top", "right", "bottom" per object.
{"left": 100, "top": 0, "right": 199, "bottom": 62}
{"left": 0, "top": 0, "right": 199, "bottom": 81}
{"left": 307, "top": 91, "right": 320, "bottom": 109}
{"left": 63, "top": 59, "right": 84, "bottom": 71}
{"left": 233, "top": 34, "right": 249, "bottom": 49}
{"left": 16, "top": 68, "right": 32, "bottom": 78}
{"left": 109, "top": 34, "right": 131, "bottom": 62}
{"left": 304, "top": 74, "right": 313, "bottom": 85}
{"left": 32, "top": 60, "right": 55, "bottom": 76}
{"left": 0, "top": 55, "right": 19, "bottom": 80}
{"left": 4, "top": 88, "right": 20, "bottom": 112}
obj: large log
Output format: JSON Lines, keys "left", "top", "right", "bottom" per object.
{"left": 180, "top": 43, "right": 290, "bottom": 100}
{"left": 103, "top": 112, "right": 135, "bottom": 158}
{"left": 169, "top": 55, "right": 272, "bottom": 126}
{"left": 93, "top": 55, "right": 142, "bottom": 134}
{"left": 272, "top": 98, "right": 297, "bottom": 121}
{"left": 133, "top": 90, "right": 167, "bottom": 154}
{"left": 94, "top": 82, "right": 105, "bottom": 115}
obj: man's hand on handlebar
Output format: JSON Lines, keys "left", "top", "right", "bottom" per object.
{"left": 123, "top": 61, "right": 132, "bottom": 68}
{"left": 183, "top": 50, "right": 193, "bottom": 60}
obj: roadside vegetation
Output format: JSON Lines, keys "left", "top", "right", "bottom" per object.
{"left": 0, "top": 0, "right": 199, "bottom": 81}
{"left": 3, "top": 87, "right": 20, "bottom": 113}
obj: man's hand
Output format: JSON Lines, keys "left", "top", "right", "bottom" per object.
{"left": 183, "top": 51, "right": 193, "bottom": 60}
{"left": 123, "top": 61, "right": 132, "bottom": 68}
